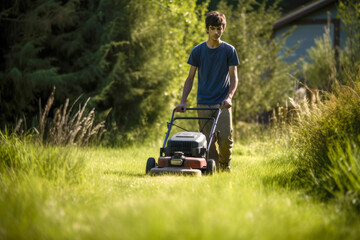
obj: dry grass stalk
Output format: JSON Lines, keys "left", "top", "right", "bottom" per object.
{"left": 14, "top": 118, "right": 23, "bottom": 134}
{"left": 39, "top": 86, "right": 56, "bottom": 141}
{"left": 40, "top": 87, "right": 105, "bottom": 146}
{"left": 288, "top": 86, "right": 325, "bottom": 125}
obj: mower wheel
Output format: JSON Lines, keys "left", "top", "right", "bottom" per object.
{"left": 206, "top": 159, "right": 216, "bottom": 175}
{"left": 146, "top": 157, "right": 156, "bottom": 174}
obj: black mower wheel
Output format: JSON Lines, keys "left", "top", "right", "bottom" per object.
{"left": 146, "top": 157, "right": 156, "bottom": 174}
{"left": 206, "top": 159, "right": 216, "bottom": 175}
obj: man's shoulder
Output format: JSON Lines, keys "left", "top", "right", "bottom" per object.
{"left": 189, "top": 42, "right": 207, "bottom": 58}
{"left": 221, "top": 41, "right": 236, "bottom": 50}
{"left": 192, "top": 41, "right": 207, "bottom": 51}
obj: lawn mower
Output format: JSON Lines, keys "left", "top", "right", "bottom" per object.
{"left": 145, "top": 107, "right": 222, "bottom": 176}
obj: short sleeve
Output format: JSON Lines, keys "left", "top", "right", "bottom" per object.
{"left": 187, "top": 45, "right": 200, "bottom": 67}
{"left": 228, "top": 46, "right": 240, "bottom": 66}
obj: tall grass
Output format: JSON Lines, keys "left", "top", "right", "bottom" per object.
{"left": 31, "top": 87, "right": 105, "bottom": 146}
{"left": 327, "top": 139, "right": 360, "bottom": 211}
{"left": 0, "top": 132, "right": 85, "bottom": 183}
{"left": 0, "top": 132, "right": 86, "bottom": 239}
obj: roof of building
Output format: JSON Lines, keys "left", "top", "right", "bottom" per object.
{"left": 274, "top": 0, "right": 338, "bottom": 29}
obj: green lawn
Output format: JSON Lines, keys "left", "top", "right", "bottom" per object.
{"left": 1, "top": 142, "right": 359, "bottom": 240}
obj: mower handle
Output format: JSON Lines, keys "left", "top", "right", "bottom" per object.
{"left": 180, "top": 107, "right": 219, "bottom": 111}
{"left": 162, "top": 107, "right": 222, "bottom": 158}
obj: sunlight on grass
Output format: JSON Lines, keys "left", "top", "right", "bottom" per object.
{"left": 1, "top": 143, "right": 359, "bottom": 239}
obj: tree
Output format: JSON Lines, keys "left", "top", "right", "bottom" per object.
{"left": 218, "top": 0, "right": 295, "bottom": 123}
{"left": 338, "top": 0, "right": 360, "bottom": 83}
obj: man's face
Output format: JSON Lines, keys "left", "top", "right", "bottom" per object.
{"left": 207, "top": 25, "right": 225, "bottom": 41}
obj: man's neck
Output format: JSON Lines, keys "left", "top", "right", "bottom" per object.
{"left": 206, "top": 39, "right": 222, "bottom": 49}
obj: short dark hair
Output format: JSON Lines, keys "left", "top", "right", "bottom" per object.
{"left": 205, "top": 11, "right": 226, "bottom": 29}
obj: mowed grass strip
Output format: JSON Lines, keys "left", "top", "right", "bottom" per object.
{"left": 1, "top": 144, "right": 359, "bottom": 240}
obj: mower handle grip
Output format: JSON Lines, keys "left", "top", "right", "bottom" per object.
{"left": 175, "top": 107, "right": 220, "bottom": 111}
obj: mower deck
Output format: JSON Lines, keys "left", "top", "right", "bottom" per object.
{"left": 150, "top": 167, "right": 202, "bottom": 176}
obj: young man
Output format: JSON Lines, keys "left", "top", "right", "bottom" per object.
{"left": 175, "top": 11, "right": 239, "bottom": 172}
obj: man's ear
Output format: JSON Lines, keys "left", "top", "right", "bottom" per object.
{"left": 222, "top": 25, "right": 226, "bottom": 32}
{"left": 206, "top": 27, "right": 209, "bottom": 34}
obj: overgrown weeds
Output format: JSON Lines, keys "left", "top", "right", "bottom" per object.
{"left": 277, "top": 79, "right": 360, "bottom": 210}
{"left": 327, "top": 139, "right": 360, "bottom": 211}
{"left": 17, "top": 87, "right": 106, "bottom": 146}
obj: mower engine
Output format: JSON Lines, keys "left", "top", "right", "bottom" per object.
{"left": 163, "top": 132, "right": 207, "bottom": 158}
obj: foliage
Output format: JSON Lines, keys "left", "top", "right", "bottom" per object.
{"left": 327, "top": 139, "right": 360, "bottom": 211}
{"left": 301, "top": 26, "right": 337, "bottom": 90}
{"left": 338, "top": 0, "right": 360, "bottom": 83}
{"left": 0, "top": 0, "right": 89, "bottom": 127}
{"left": 218, "top": 0, "right": 295, "bottom": 122}
{"left": 92, "top": 0, "right": 207, "bottom": 145}
{"left": 0, "top": 0, "right": 206, "bottom": 145}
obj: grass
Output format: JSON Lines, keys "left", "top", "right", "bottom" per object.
{"left": 1, "top": 137, "right": 360, "bottom": 240}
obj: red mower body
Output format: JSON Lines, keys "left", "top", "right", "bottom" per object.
{"left": 158, "top": 156, "right": 207, "bottom": 169}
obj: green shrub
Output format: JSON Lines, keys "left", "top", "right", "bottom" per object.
{"left": 326, "top": 139, "right": 360, "bottom": 211}
{"left": 287, "top": 81, "right": 360, "bottom": 205}
{"left": 273, "top": 1, "right": 360, "bottom": 210}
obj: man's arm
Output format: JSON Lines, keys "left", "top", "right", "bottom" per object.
{"left": 175, "top": 65, "right": 197, "bottom": 112}
{"left": 221, "top": 65, "right": 238, "bottom": 108}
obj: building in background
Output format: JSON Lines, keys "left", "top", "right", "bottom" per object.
{"left": 273, "top": 0, "right": 347, "bottom": 65}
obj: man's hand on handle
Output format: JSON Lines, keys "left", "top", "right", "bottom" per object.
{"left": 221, "top": 98, "right": 232, "bottom": 109}
{"left": 175, "top": 103, "right": 187, "bottom": 112}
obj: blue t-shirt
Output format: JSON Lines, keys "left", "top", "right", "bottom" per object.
{"left": 187, "top": 41, "right": 240, "bottom": 105}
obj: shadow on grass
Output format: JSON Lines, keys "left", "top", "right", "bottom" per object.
{"left": 260, "top": 155, "right": 310, "bottom": 191}
{"left": 260, "top": 159, "right": 335, "bottom": 203}
{"left": 262, "top": 169, "right": 307, "bottom": 191}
